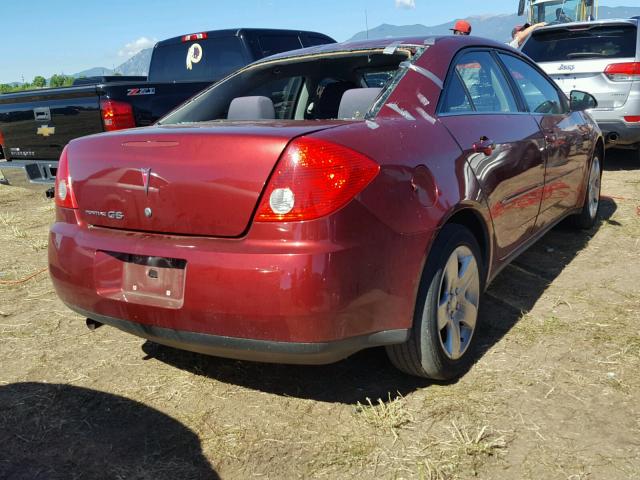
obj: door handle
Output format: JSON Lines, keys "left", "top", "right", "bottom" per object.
{"left": 544, "top": 129, "right": 557, "bottom": 143}
{"left": 473, "top": 136, "right": 495, "bottom": 156}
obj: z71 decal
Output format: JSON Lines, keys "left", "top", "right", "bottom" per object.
{"left": 127, "top": 87, "right": 156, "bottom": 96}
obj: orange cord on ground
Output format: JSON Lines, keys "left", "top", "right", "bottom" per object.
{"left": 0, "top": 267, "right": 48, "bottom": 285}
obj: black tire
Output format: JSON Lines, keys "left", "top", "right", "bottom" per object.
{"left": 569, "top": 153, "right": 601, "bottom": 230}
{"left": 386, "top": 224, "right": 484, "bottom": 380}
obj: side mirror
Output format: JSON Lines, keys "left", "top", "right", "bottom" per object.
{"left": 570, "top": 90, "right": 597, "bottom": 111}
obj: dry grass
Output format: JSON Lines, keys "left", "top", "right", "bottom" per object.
{"left": 356, "top": 393, "right": 414, "bottom": 437}
{"left": 1, "top": 152, "right": 640, "bottom": 480}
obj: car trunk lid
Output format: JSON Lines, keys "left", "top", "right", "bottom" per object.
{"left": 69, "top": 122, "right": 343, "bottom": 237}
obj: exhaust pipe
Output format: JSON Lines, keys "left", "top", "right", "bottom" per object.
{"left": 606, "top": 132, "right": 619, "bottom": 144}
{"left": 86, "top": 318, "right": 103, "bottom": 330}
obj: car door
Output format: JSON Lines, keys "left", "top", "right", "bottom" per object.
{"left": 438, "top": 49, "right": 546, "bottom": 261}
{"left": 497, "top": 52, "right": 588, "bottom": 230}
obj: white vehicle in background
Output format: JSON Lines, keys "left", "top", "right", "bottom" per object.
{"left": 517, "top": 0, "right": 598, "bottom": 24}
{"left": 522, "top": 18, "right": 640, "bottom": 159}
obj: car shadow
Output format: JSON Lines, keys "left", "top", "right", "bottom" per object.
{"left": 604, "top": 148, "right": 638, "bottom": 171}
{"left": 143, "top": 199, "right": 616, "bottom": 405}
{"left": 0, "top": 382, "right": 219, "bottom": 480}
{"left": 478, "top": 197, "right": 616, "bottom": 357}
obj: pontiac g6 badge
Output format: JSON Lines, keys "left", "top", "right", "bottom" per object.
{"left": 37, "top": 125, "right": 56, "bottom": 137}
{"left": 186, "top": 43, "right": 203, "bottom": 70}
{"left": 85, "top": 210, "right": 124, "bottom": 220}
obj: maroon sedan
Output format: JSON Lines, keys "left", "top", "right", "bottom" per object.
{"left": 49, "top": 36, "right": 603, "bottom": 379}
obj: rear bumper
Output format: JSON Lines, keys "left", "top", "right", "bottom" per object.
{"left": 68, "top": 305, "right": 408, "bottom": 364}
{"left": 589, "top": 90, "right": 640, "bottom": 148}
{"left": 49, "top": 207, "right": 430, "bottom": 363}
{"left": 592, "top": 119, "right": 640, "bottom": 148}
{"left": 0, "top": 159, "right": 57, "bottom": 189}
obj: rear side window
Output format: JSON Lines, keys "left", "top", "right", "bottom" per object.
{"left": 149, "top": 37, "right": 247, "bottom": 83}
{"left": 522, "top": 25, "right": 638, "bottom": 62}
{"left": 258, "top": 35, "right": 303, "bottom": 57}
{"left": 441, "top": 51, "right": 518, "bottom": 114}
{"left": 499, "top": 54, "right": 565, "bottom": 114}
{"left": 304, "top": 35, "right": 334, "bottom": 47}
{"left": 363, "top": 71, "right": 395, "bottom": 88}
{"left": 440, "top": 73, "right": 473, "bottom": 113}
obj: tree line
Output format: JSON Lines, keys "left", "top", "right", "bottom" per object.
{"left": 0, "top": 74, "right": 76, "bottom": 94}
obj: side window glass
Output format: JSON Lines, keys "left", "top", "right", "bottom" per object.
{"left": 499, "top": 53, "right": 565, "bottom": 114}
{"left": 441, "top": 72, "right": 473, "bottom": 113}
{"left": 449, "top": 51, "right": 519, "bottom": 113}
{"left": 303, "top": 35, "right": 333, "bottom": 47}
{"left": 258, "top": 35, "right": 303, "bottom": 57}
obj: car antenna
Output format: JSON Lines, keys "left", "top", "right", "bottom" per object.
{"left": 365, "top": 8, "right": 369, "bottom": 39}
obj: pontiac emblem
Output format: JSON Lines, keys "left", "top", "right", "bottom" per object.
{"left": 36, "top": 125, "right": 56, "bottom": 137}
{"left": 141, "top": 168, "right": 151, "bottom": 195}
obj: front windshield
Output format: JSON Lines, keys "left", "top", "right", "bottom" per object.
{"left": 159, "top": 50, "right": 411, "bottom": 125}
{"left": 532, "top": 0, "right": 579, "bottom": 24}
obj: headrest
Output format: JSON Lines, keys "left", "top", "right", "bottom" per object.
{"left": 337, "top": 88, "right": 382, "bottom": 119}
{"left": 227, "top": 96, "right": 275, "bottom": 120}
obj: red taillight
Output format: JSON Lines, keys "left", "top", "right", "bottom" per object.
{"left": 54, "top": 146, "right": 78, "bottom": 209}
{"left": 255, "top": 137, "right": 380, "bottom": 222}
{"left": 604, "top": 62, "right": 640, "bottom": 81}
{"left": 182, "top": 32, "right": 208, "bottom": 42}
{"left": 100, "top": 99, "right": 135, "bottom": 131}
{"left": 624, "top": 116, "right": 640, "bottom": 123}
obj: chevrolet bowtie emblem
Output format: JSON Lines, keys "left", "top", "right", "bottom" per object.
{"left": 36, "top": 125, "right": 55, "bottom": 137}
{"left": 141, "top": 167, "right": 152, "bottom": 195}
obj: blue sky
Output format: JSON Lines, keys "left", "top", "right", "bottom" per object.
{"left": 0, "top": 0, "right": 633, "bottom": 83}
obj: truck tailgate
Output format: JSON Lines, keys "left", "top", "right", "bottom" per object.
{"left": 0, "top": 85, "right": 103, "bottom": 161}
{"left": 101, "top": 80, "right": 212, "bottom": 127}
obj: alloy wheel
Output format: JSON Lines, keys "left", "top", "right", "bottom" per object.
{"left": 436, "top": 245, "right": 480, "bottom": 360}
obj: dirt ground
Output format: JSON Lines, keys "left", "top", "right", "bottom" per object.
{"left": 1, "top": 150, "right": 639, "bottom": 480}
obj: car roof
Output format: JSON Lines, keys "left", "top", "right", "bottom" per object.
{"left": 253, "top": 35, "right": 517, "bottom": 64}
{"left": 157, "top": 28, "right": 335, "bottom": 47}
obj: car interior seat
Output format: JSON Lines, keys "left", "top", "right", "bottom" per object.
{"left": 337, "top": 88, "right": 382, "bottom": 119}
{"left": 227, "top": 96, "right": 276, "bottom": 120}
{"left": 310, "top": 80, "right": 358, "bottom": 119}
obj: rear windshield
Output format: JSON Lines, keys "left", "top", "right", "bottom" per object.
{"left": 522, "top": 25, "right": 638, "bottom": 62}
{"left": 159, "top": 50, "right": 410, "bottom": 124}
{"left": 148, "top": 37, "right": 248, "bottom": 83}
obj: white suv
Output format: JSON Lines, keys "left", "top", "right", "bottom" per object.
{"left": 522, "top": 18, "right": 640, "bottom": 159}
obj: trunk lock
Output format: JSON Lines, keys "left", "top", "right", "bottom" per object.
{"left": 144, "top": 207, "right": 152, "bottom": 218}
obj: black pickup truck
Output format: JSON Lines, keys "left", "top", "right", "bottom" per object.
{"left": 0, "top": 28, "right": 335, "bottom": 188}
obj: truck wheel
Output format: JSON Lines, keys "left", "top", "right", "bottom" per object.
{"left": 386, "top": 224, "right": 483, "bottom": 380}
{"left": 569, "top": 154, "right": 601, "bottom": 230}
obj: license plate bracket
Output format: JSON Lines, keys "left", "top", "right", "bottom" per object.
{"left": 94, "top": 251, "right": 186, "bottom": 309}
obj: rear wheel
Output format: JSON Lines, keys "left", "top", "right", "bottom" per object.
{"left": 569, "top": 154, "right": 601, "bottom": 229}
{"left": 386, "top": 224, "right": 483, "bottom": 380}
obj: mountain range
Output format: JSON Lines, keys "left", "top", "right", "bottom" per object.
{"left": 348, "top": 6, "right": 640, "bottom": 42}
{"left": 20, "top": 5, "right": 640, "bottom": 83}
{"left": 72, "top": 48, "right": 153, "bottom": 78}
